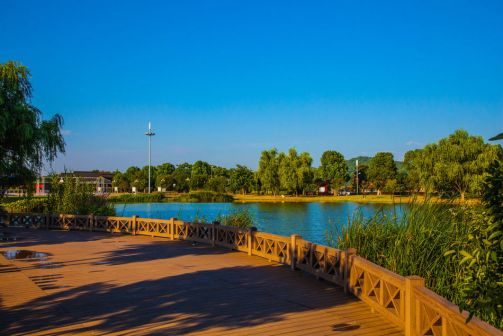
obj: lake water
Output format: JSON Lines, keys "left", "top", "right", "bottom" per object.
{"left": 115, "top": 202, "right": 406, "bottom": 245}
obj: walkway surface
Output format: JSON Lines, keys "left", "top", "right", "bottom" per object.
{"left": 0, "top": 228, "right": 403, "bottom": 335}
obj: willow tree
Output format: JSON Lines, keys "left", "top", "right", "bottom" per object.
{"left": 433, "top": 130, "right": 501, "bottom": 202}
{"left": 258, "top": 148, "right": 280, "bottom": 195}
{"left": 0, "top": 61, "right": 65, "bottom": 193}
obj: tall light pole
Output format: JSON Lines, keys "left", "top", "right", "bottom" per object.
{"left": 356, "top": 159, "right": 359, "bottom": 195}
{"left": 145, "top": 122, "right": 155, "bottom": 193}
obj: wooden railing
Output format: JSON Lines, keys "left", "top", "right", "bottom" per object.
{"left": 2, "top": 212, "right": 501, "bottom": 336}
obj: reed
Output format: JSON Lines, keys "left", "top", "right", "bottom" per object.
{"left": 332, "top": 199, "right": 502, "bottom": 328}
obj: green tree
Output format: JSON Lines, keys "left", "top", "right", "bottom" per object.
{"left": 404, "top": 145, "right": 437, "bottom": 194}
{"left": 433, "top": 129, "right": 501, "bottom": 201}
{"left": 48, "top": 175, "right": 114, "bottom": 215}
{"left": 210, "top": 165, "right": 229, "bottom": 178}
{"left": 0, "top": 61, "right": 65, "bottom": 193}
{"left": 279, "top": 148, "right": 299, "bottom": 194}
{"left": 351, "top": 164, "right": 368, "bottom": 194}
{"left": 131, "top": 169, "right": 148, "bottom": 192}
{"left": 229, "top": 165, "right": 254, "bottom": 194}
{"left": 112, "top": 171, "right": 129, "bottom": 192}
{"left": 205, "top": 176, "right": 228, "bottom": 193}
{"left": 123, "top": 166, "right": 140, "bottom": 188}
{"left": 319, "top": 150, "right": 348, "bottom": 192}
{"left": 368, "top": 152, "right": 397, "bottom": 194}
{"left": 190, "top": 160, "right": 211, "bottom": 190}
{"left": 297, "top": 152, "right": 314, "bottom": 195}
{"left": 172, "top": 163, "right": 192, "bottom": 192}
{"left": 156, "top": 163, "right": 175, "bottom": 176}
{"left": 258, "top": 148, "right": 280, "bottom": 195}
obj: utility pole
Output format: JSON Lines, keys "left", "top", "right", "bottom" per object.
{"left": 145, "top": 122, "right": 155, "bottom": 193}
{"left": 356, "top": 159, "right": 359, "bottom": 195}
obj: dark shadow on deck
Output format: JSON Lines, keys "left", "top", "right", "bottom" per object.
{"left": 0, "top": 227, "right": 115, "bottom": 248}
{"left": 1, "top": 265, "right": 357, "bottom": 335}
{"left": 92, "top": 240, "right": 233, "bottom": 266}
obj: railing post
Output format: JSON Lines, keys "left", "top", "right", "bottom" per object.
{"left": 132, "top": 215, "right": 137, "bottom": 235}
{"left": 344, "top": 248, "right": 357, "bottom": 294}
{"left": 169, "top": 218, "right": 175, "bottom": 240}
{"left": 212, "top": 221, "right": 219, "bottom": 247}
{"left": 247, "top": 228, "right": 257, "bottom": 256}
{"left": 88, "top": 214, "right": 93, "bottom": 232}
{"left": 290, "top": 234, "right": 301, "bottom": 270}
{"left": 45, "top": 214, "right": 50, "bottom": 230}
{"left": 405, "top": 275, "right": 425, "bottom": 336}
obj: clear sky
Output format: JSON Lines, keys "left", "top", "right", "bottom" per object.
{"left": 2, "top": 0, "right": 503, "bottom": 172}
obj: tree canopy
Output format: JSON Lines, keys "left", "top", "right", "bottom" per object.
{"left": 0, "top": 61, "right": 65, "bottom": 192}
{"left": 367, "top": 152, "right": 397, "bottom": 194}
{"left": 319, "top": 150, "right": 348, "bottom": 189}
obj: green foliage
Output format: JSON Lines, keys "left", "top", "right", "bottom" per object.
{"left": 0, "top": 61, "right": 65, "bottom": 192}
{"left": 258, "top": 148, "right": 313, "bottom": 195}
{"left": 171, "top": 163, "right": 192, "bottom": 192}
{"left": 205, "top": 176, "right": 228, "bottom": 193}
{"left": 216, "top": 209, "right": 254, "bottom": 229}
{"left": 444, "top": 158, "right": 503, "bottom": 328}
{"left": 112, "top": 171, "right": 130, "bottom": 192}
{"left": 368, "top": 152, "right": 397, "bottom": 193}
{"left": 2, "top": 197, "right": 49, "bottom": 213}
{"left": 258, "top": 148, "right": 280, "bottom": 195}
{"left": 107, "top": 193, "right": 164, "bottom": 203}
{"left": 319, "top": 150, "right": 348, "bottom": 189}
{"left": 173, "top": 191, "right": 234, "bottom": 203}
{"left": 405, "top": 129, "right": 502, "bottom": 200}
{"left": 335, "top": 198, "right": 502, "bottom": 328}
{"left": 190, "top": 160, "right": 211, "bottom": 190}
{"left": 434, "top": 130, "right": 501, "bottom": 201}
{"left": 229, "top": 165, "right": 254, "bottom": 194}
{"left": 47, "top": 176, "right": 115, "bottom": 215}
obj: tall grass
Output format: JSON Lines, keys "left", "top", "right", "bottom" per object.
{"left": 332, "top": 200, "right": 502, "bottom": 328}
{"left": 216, "top": 209, "right": 254, "bottom": 229}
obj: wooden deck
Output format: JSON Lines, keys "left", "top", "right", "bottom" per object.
{"left": 0, "top": 228, "right": 403, "bottom": 335}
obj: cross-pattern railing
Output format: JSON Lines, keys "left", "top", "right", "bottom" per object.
{"left": 1, "top": 212, "right": 501, "bottom": 336}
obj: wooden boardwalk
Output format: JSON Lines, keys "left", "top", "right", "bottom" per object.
{"left": 0, "top": 228, "right": 403, "bottom": 335}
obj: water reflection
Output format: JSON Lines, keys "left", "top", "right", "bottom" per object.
{"left": 1, "top": 250, "right": 51, "bottom": 261}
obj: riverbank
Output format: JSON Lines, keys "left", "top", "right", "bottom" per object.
{"left": 232, "top": 194, "right": 479, "bottom": 204}
{"left": 1, "top": 193, "right": 478, "bottom": 206}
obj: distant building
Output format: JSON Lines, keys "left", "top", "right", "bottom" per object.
{"left": 318, "top": 181, "right": 331, "bottom": 195}
{"left": 36, "top": 171, "right": 115, "bottom": 195}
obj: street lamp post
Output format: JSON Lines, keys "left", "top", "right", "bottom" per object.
{"left": 145, "top": 122, "right": 155, "bottom": 193}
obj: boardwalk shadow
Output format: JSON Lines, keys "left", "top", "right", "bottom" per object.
{"left": 93, "top": 239, "right": 231, "bottom": 266}
{"left": 0, "top": 227, "right": 115, "bottom": 248}
{"left": 1, "top": 265, "right": 356, "bottom": 335}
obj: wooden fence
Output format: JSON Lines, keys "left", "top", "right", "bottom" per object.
{"left": 2, "top": 212, "right": 501, "bottom": 336}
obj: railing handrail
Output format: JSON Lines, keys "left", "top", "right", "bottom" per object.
{"left": 2, "top": 212, "right": 501, "bottom": 336}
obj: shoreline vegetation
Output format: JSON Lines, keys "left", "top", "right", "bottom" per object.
{"left": 1, "top": 192, "right": 480, "bottom": 213}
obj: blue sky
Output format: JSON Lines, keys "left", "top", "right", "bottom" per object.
{"left": 2, "top": 0, "right": 502, "bottom": 172}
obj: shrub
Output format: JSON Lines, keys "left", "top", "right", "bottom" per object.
{"left": 2, "top": 198, "right": 49, "bottom": 213}
{"left": 216, "top": 209, "right": 254, "bottom": 229}
{"left": 174, "top": 191, "right": 234, "bottom": 203}
{"left": 107, "top": 193, "right": 164, "bottom": 203}
{"left": 47, "top": 175, "right": 115, "bottom": 216}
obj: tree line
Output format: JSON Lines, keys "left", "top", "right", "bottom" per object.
{"left": 112, "top": 129, "right": 502, "bottom": 200}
